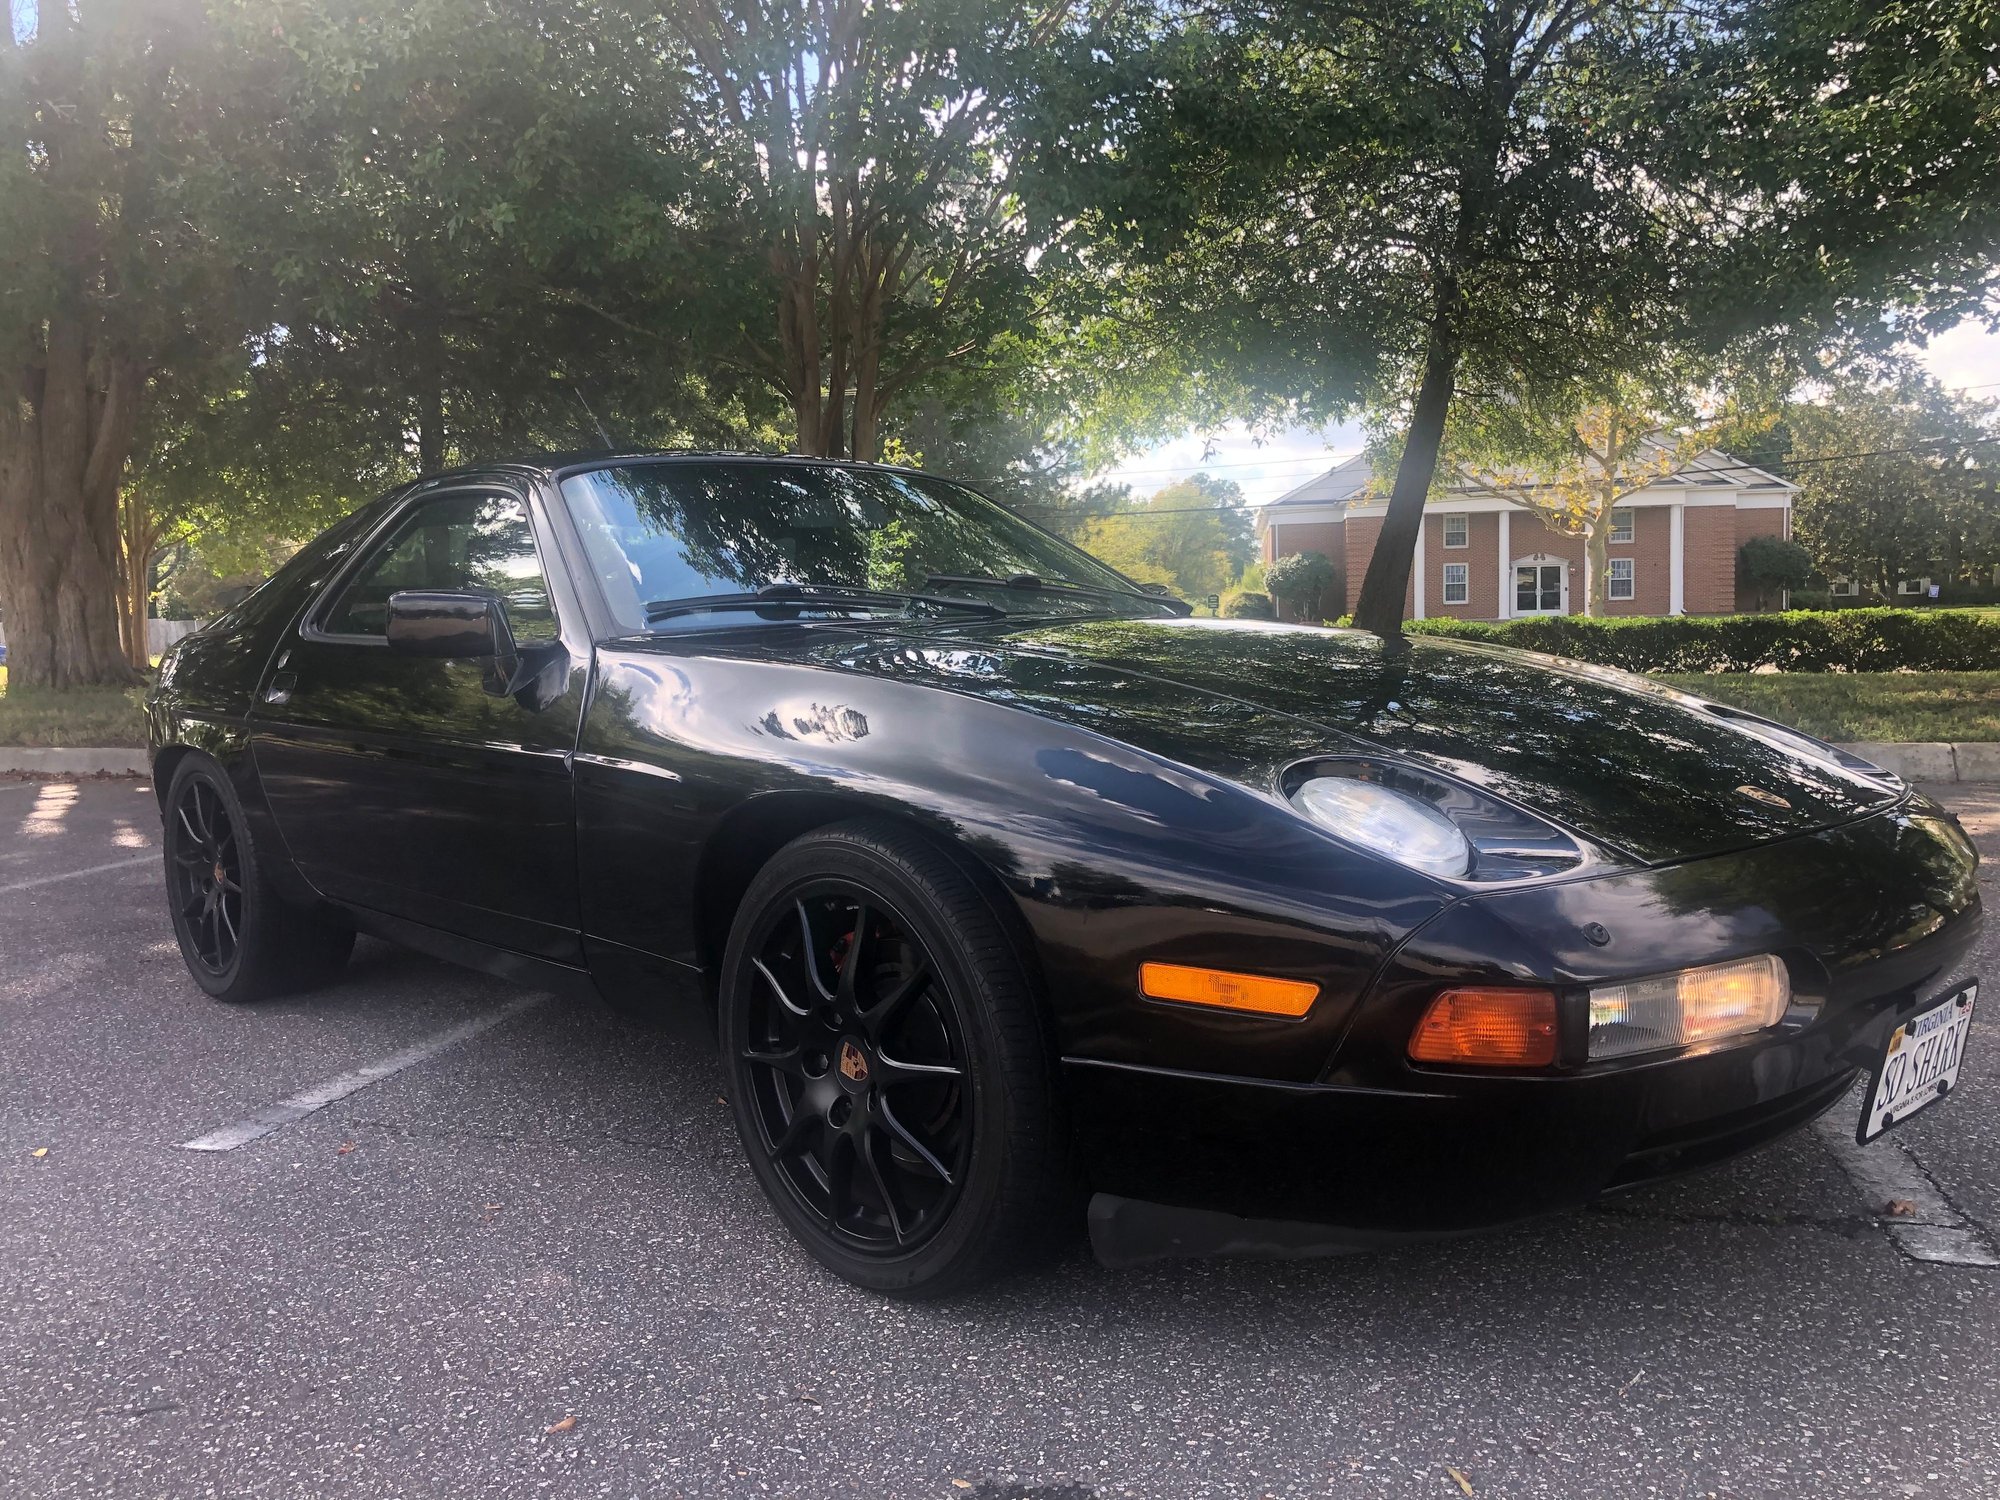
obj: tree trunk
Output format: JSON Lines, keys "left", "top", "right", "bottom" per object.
{"left": 416, "top": 310, "right": 445, "bottom": 474}
{"left": 1583, "top": 518, "right": 1610, "bottom": 618}
{"left": 1351, "top": 302, "right": 1461, "bottom": 637}
{"left": 118, "top": 487, "right": 160, "bottom": 670}
{"left": 0, "top": 320, "right": 145, "bottom": 690}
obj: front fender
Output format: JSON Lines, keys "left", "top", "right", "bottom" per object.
{"left": 574, "top": 645, "right": 1448, "bottom": 1081}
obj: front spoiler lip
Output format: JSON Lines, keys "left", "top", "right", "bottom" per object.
{"left": 1087, "top": 1193, "right": 1493, "bottom": 1268}
{"left": 1086, "top": 1065, "right": 1864, "bottom": 1267}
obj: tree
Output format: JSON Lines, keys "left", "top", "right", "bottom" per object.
{"left": 1045, "top": 2, "right": 1751, "bottom": 637}
{"left": 1042, "top": 0, "right": 2000, "bottom": 637}
{"left": 192, "top": 0, "right": 765, "bottom": 499}
{"left": 1074, "top": 474, "right": 1252, "bottom": 600}
{"left": 0, "top": 0, "right": 255, "bottom": 687}
{"left": 1450, "top": 394, "right": 1687, "bottom": 617}
{"left": 1783, "top": 377, "right": 2000, "bottom": 593}
{"left": 667, "top": 0, "right": 1069, "bottom": 461}
{"left": 1699, "top": 0, "right": 2000, "bottom": 357}
{"left": 1738, "top": 534, "right": 1813, "bottom": 610}
{"left": 1265, "top": 550, "right": 1336, "bottom": 620}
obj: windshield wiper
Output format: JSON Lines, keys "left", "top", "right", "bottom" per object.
{"left": 643, "top": 581, "right": 1005, "bottom": 624}
{"left": 924, "top": 572, "right": 1189, "bottom": 615}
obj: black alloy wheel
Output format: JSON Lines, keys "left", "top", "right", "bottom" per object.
{"left": 168, "top": 776, "right": 244, "bottom": 975}
{"left": 161, "top": 756, "right": 354, "bottom": 1003}
{"left": 720, "top": 820, "right": 1073, "bottom": 1297}
{"left": 740, "top": 883, "right": 973, "bottom": 1253}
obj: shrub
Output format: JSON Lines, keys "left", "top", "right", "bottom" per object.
{"left": 1402, "top": 609, "right": 2000, "bottom": 673}
{"left": 1738, "top": 536, "right": 1814, "bottom": 610}
{"left": 1266, "top": 550, "right": 1336, "bottom": 617}
{"left": 1221, "top": 590, "right": 1276, "bottom": 619}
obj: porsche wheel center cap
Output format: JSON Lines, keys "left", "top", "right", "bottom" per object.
{"left": 836, "top": 1038, "right": 872, "bottom": 1090}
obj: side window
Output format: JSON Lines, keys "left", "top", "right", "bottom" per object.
{"left": 319, "top": 493, "right": 557, "bottom": 643}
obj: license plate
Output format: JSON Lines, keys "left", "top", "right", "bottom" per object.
{"left": 1859, "top": 981, "right": 1977, "bottom": 1143}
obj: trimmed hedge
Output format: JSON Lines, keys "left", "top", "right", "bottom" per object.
{"left": 1400, "top": 609, "right": 2000, "bottom": 674}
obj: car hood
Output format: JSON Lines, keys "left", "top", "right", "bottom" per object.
{"left": 807, "top": 615, "right": 1902, "bottom": 866}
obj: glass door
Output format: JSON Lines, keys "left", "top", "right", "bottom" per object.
{"left": 1514, "top": 563, "right": 1565, "bottom": 615}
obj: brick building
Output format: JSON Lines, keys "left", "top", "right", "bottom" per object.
{"left": 1254, "top": 449, "right": 1796, "bottom": 620}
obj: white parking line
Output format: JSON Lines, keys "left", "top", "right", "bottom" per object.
{"left": 179, "top": 993, "right": 549, "bottom": 1151}
{"left": 0, "top": 854, "right": 156, "bottom": 894}
{"left": 1813, "top": 1092, "right": 2000, "bottom": 1266}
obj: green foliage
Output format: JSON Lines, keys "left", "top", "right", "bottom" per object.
{"left": 1406, "top": 610, "right": 2000, "bottom": 674}
{"left": 1075, "top": 474, "right": 1250, "bottom": 599}
{"left": 1700, "top": 0, "right": 2000, "bottom": 353}
{"left": 1777, "top": 375, "right": 2000, "bottom": 591}
{"left": 1265, "top": 551, "right": 1336, "bottom": 618}
{"left": 1221, "top": 590, "right": 1275, "bottom": 620}
{"left": 864, "top": 519, "right": 924, "bottom": 594}
{"left": 1738, "top": 535, "right": 1815, "bottom": 607}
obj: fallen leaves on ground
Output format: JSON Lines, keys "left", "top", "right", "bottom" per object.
{"left": 336, "top": 1142, "right": 356, "bottom": 1156}
{"left": 545, "top": 1414, "right": 577, "bottom": 1434}
{"left": 29, "top": 1147, "right": 48, "bottom": 1159}
{"left": 1445, "top": 1466, "right": 1475, "bottom": 1496}
{"left": 1886, "top": 1199, "right": 1918, "bottom": 1217}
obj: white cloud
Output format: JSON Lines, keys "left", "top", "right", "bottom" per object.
{"left": 1913, "top": 317, "right": 2000, "bottom": 394}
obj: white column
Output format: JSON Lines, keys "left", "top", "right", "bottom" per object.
{"left": 1412, "top": 516, "right": 1427, "bottom": 619}
{"left": 1669, "top": 504, "right": 1686, "bottom": 616}
{"left": 1496, "top": 508, "right": 1512, "bottom": 620}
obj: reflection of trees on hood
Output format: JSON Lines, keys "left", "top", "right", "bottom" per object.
{"left": 1011, "top": 620, "right": 1887, "bottom": 860}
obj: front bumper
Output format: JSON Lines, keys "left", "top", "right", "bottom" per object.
{"left": 1066, "top": 800, "right": 1982, "bottom": 1262}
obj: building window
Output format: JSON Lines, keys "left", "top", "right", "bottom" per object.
{"left": 1442, "top": 513, "right": 1469, "bottom": 548}
{"left": 1608, "top": 558, "right": 1635, "bottom": 600}
{"left": 1442, "top": 562, "right": 1469, "bottom": 604}
{"left": 1897, "top": 577, "right": 1929, "bottom": 596}
{"left": 1830, "top": 577, "right": 1858, "bottom": 597}
{"left": 1608, "top": 509, "right": 1634, "bottom": 544}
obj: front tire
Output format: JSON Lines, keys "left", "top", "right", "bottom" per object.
{"left": 719, "top": 820, "right": 1072, "bottom": 1297}
{"left": 163, "top": 756, "right": 353, "bottom": 1003}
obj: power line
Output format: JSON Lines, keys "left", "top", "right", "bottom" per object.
{"left": 1023, "top": 434, "right": 2000, "bottom": 518}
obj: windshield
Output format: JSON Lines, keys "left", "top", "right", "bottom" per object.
{"left": 559, "top": 461, "right": 1167, "bottom": 631}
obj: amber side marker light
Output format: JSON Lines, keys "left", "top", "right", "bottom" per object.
{"left": 1139, "top": 962, "right": 1320, "bottom": 1018}
{"left": 1409, "top": 987, "right": 1561, "bottom": 1067}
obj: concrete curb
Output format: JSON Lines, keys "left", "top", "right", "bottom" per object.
{"left": 0, "top": 747, "right": 150, "bottom": 776}
{"left": 1837, "top": 743, "right": 1995, "bottom": 783}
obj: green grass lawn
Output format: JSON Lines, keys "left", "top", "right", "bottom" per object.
{"left": 1658, "top": 672, "right": 2000, "bottom": 743}
{"left": 0, "top": 665, "right": 150, "bottom": 747}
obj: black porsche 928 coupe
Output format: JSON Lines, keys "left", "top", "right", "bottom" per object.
{"left": 148, "top": 454, "right": 1982, "bottom": 1296}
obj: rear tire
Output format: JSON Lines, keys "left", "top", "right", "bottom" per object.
{"left": 719, "top": 819, "right": 1073, "bottom": 1297}
{"left": 163, "top": 755, "right": 353, "bottom": 1003}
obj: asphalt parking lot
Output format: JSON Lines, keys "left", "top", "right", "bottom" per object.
{"left": 6, "top": 776, "right": 2000, "bottom": 1499}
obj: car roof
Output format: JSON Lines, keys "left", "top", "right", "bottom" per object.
{"left": 417, "top": 450, "right": 947, "bottom": 486}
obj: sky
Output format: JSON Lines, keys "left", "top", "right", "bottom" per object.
{"left": 1092, "top": 316, "right": 2000, "bottom": 508}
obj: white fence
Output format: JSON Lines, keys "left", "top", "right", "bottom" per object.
{"left": 148, "top": 619, "right": 200, "bottom": 654}
{"left": 0, "top": 619, "right": 199, "bottom": 658}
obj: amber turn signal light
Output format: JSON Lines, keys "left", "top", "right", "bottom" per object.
{"left": 1409, "top": 987, "right": 1560, "bottom": 1067}
{"left": 1139, "top": 962, "right": 1320, "bottom": 1018}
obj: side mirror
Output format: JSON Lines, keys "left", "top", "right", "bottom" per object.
{"left": 1136, "top": 581, "right": 1194, "bottom": 617}
{"left": 386, "top": 590, "right": 516, "bottom": 662}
